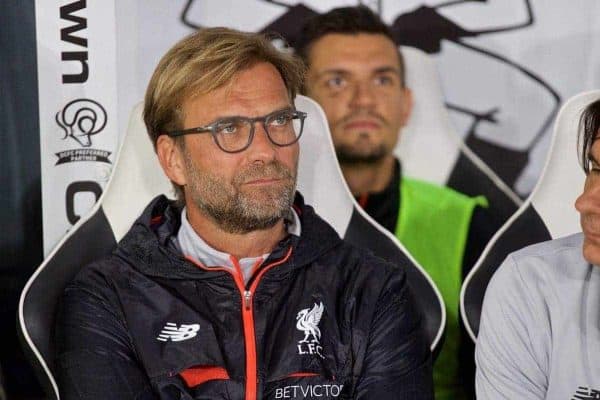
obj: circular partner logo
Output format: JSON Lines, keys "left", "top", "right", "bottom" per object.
{"left": 55, "top": 98, "right": 107, "bottom": 147}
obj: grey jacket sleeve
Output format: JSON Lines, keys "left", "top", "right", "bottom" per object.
{"left": 475, "top": 255, "right": 550, "bottom": 399}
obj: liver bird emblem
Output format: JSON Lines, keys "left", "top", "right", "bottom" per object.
{"left": 296, "top": 302, "right": 324, "bottom": 343}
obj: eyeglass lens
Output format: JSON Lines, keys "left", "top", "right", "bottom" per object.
{"left": 213, "top": 111, "right": 303, "bottom": 152}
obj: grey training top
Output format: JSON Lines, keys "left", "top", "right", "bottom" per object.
{"left": 476, "top": 233, "right": 600, "bottom": 400}
{"left": 175, "top": 207, "right": 301, "bottom": 285}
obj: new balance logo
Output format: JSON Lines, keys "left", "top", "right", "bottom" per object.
{"left": 156, "top": 323, "right": 200, "bottom": 342}
{"left": 572, "top": 386, "right": 600, "bottom": 400}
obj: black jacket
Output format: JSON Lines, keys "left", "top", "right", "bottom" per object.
{"left": 56, "top": 195, "right": 433, "bottom": 399}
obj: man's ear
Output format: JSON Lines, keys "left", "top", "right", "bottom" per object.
{"left": 400, "top": 87, "right": 414, "bottom": 127}
{"left": 156, "top": 135, "right": 187, "bottom": 187}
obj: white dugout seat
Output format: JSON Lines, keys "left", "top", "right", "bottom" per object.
{"left": 397, "top": 46, "right": 522, "bottom": 227}
{"left": 18, "top": 95, "right": 444, "bottom": 399}
{"left": 460, "top": 90, "right": 600, "bottom": 341}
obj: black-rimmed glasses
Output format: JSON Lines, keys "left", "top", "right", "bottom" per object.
{"left": 164, "top": 108, "right": 307, "bottom": 153}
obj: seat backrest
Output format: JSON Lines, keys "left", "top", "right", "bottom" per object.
{"left": 397, "top": 46, "right": 521, "bottom": 228}
{"left": 19, "top": 95, "right": 444, "bottom": 399}
{"left": 460, "top": 90, "right": 600, "bottom": 341}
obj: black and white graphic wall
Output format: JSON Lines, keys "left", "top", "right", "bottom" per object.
{"left": 34, "top": 0, "right": 600, "bottom": 253}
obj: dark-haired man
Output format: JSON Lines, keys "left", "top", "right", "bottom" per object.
{"left": 298, "top": 6, "right": 494, "bottom": 400}
{"left": 476, "top": 98, "right": 600, "bottom": 399}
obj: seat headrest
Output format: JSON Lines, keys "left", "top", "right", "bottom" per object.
{"left": 294, "top": 95, "right": 355, "bottom": 236}
{"left": 530, "top": 90, "right": 600, "bottom": 238}
{"left": 102, "top": 95, "right": 354, "bottom": 241}
{"left": 394, "top": 46, "right": 462, "bottom": 184}
{"left": 102, "top": 103, "right": 171, "bottom": 240}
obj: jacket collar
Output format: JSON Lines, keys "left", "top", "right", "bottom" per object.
{"left": 115, "top": 193, "right": 342, "bottom": 280}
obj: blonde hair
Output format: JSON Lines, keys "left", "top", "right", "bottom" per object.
{"left": 143, "top": 27, "right": 305, "bottom": 147}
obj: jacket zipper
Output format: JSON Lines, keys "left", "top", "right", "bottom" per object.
{"left": 244, "top": 290, "right": 252, "bottom": 309}
{"left": 186, "top": 246, "right": 292, "bottom": 400}
{"left": 231, "top": 247, "right": 292, "bottom": 400}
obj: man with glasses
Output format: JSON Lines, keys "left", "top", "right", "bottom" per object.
{"left": 55, "top": 27, "right": 432, "bottom": 399}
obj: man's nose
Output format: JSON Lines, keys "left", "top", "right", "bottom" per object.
{"left": 575, "top": 179, "right": 600, "bottom": 213}
{"left": 247, "top": 122, "right": 277, "bottom": 162}
{"left": 350, "top": 81, "right": 376, "bottom": 109}
{"left": 575, "top": 191, "right": 587, "bottom": 213}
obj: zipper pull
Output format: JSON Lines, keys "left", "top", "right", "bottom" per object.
{"left": 244, "top": 290, "right": 252, "bottom": 310}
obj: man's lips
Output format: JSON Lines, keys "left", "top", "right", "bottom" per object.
{"left": 244, "top": 177, "right": 284, "bottom": 185}
{"left": 581, "top": 219, "right": 600, "bottom": 242}
{"left": 344, "top": 120, "right": 381, "bottom": 130}
{"left": 583, "top": 228, "right": 600, "bottom": 241}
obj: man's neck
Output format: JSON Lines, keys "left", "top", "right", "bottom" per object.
{"left": 185, "top": 205, "right": 287, "bottom": 259}
{"left": 341, "top": 155, "right": 396, "bottom": 195}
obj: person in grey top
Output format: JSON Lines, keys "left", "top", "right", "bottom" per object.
{"left": 476, "top": 98, "right": 600, "bottom": 399}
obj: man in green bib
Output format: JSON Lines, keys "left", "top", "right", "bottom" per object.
{"left": 297, "top": 6, "right": 494, "bottom": 400}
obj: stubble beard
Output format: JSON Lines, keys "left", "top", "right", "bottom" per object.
{"left": 335, "top": 140, "right": 387, "bottom": 165}
{"left": 333, "top": 110, "right": 391, "bottom": 165}
{"left": 183, "top": 153, "right": 297, "bottom": 234}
